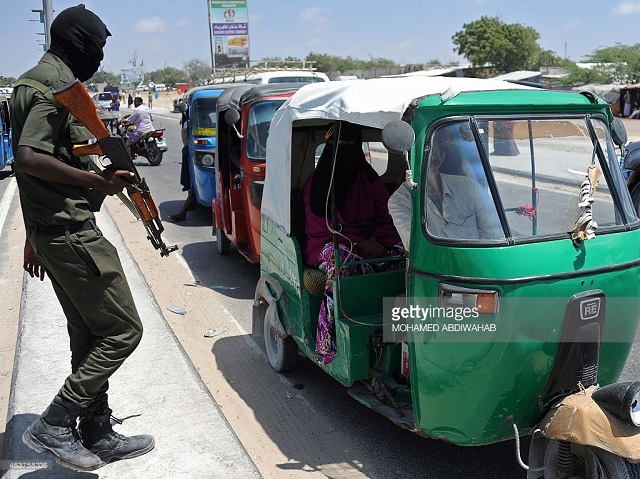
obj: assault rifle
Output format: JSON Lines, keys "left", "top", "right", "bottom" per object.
{"left": 53, "top": 79, "right": 177, "bottom": 257}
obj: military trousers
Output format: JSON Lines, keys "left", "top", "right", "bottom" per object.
{"left": 28, "top": 221, "right": 143, "bottom": 409}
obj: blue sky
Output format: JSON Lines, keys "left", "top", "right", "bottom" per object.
{"left": 2, "top": 1, "right": 640, "bottom": 78}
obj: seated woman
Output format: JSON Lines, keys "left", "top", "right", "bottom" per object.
{"left": 303, "top": 122, "right": 404, "bottom": 365}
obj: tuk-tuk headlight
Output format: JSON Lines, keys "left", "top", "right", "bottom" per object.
{"left": 201, "top": 154, "right": 215, "bottom": 167}
{"left": 194, "top": 152, "right": 215, "bottom": 168}
{"left": 438, "top": 284, "right": 499, "bottom": 314}
{"left": 592, "top": 381, "right": 640, "bottom": 427}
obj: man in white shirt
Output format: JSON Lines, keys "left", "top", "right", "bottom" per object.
{"left": 125, "top": 96, "right": 155, "bottom": 149}
{"left": 388, "top": 181, "right": 412, "bottom": 249}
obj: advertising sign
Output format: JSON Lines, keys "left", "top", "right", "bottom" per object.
{"left": 210, "top": 0, "right": 250, "bottom": 69}
{"left": 121, "top": 68, "right": 144, "bottom": 84}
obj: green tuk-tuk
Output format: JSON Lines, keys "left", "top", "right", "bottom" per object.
{"left": 254, "top": 77, "right": 640, "bottom": 477}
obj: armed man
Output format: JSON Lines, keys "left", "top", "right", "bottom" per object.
{"left": 10, "top": 4, "right": 154, "bottom": 471}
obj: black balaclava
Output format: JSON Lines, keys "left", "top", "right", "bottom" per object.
{"left": 48, "top": 4, "right": 111, "bottom": 82}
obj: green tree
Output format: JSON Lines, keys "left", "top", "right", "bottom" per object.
{"left": 0, "top": 75, "right": 16, "bottom": 86}
{"left": 305, "top": 52, "right": 396, "bottom": 73}
{"left": 452, "top": 16, "right": 541, "bottom": 74}
{"left": 87, "top": 68, "right": 120, "bottom": 86}
{"left": 147, "top": 66, "right": 184, "bottom": 86}
{"left": 184, "top": 58, "right": 211, "bottom": 84}
{"left": 558, "top": 62, "right": 614, "bottom": 86}
{"left": 585, "top": 43, "right": 640, "bottom": 83}
{"left": 534, "top": 49, "right": 570, "bottom": 68}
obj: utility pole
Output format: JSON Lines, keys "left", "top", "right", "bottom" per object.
{"left": 43, "top": 0, "right": 53, "bottom": 51}
{"left": 31, "top": 0, "right": 53, "bottom": 51}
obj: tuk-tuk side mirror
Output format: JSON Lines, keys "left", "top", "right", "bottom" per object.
{"left": 224, "top": 108, "right": 240, "bottom": 126}
{"left": 612, "top": 117, "right": 628, "bottom": 148}
{"left": 177, "top": 101, "right": 187, "bottom": 113}
{"left": 382, "top": 120, "right": 417, "bottom": 189}
{"left": 381, "top": 120, "right": 415, "bottom": 154}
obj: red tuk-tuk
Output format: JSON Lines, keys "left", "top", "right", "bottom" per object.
{"left": 212, "top": 83, "right": 303, "bottom": 261}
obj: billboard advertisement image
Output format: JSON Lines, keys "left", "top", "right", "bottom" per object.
{"left": 210, "top": 0, "right": 250, "bottom": 69}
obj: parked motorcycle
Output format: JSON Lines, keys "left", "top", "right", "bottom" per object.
{"left": 116, "top": 119, "right": 167, "bottom": 166}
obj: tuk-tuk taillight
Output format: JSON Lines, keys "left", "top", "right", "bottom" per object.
{"left": 438, "top": 284, "right": 500, "bottom": 314}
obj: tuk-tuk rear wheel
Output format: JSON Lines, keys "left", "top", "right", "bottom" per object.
{"left": 541, "top": 440, "right": 638, "bottom": 478}
{"left": 263, "top": 313, "right": 298, "bottom": 372}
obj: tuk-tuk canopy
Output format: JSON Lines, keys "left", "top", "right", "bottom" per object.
{"left": 217, "top": 83, "right": 307, "bottom": 115}
{"left": 216, "top": 84, "right": 254, "bottom": 115}
{"left": 262, "top": 76, "right": 531, "bottom": 234}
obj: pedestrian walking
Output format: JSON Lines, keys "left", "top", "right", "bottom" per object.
{"left": 9, "top": 4, "right": 154, "bottom": 472}
{"left": 170, "top": 115, "right": 197, "bottom": 221}
{"left": 148, "top": 89, "right": 153, "bottom": 109}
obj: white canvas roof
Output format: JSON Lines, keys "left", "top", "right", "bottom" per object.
{"left": 262, "top": 76, "right": 531, "bottom": 233}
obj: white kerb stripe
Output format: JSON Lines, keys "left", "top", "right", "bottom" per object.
{"left": 0, "top": 176, "right": 17, "bottom": 238}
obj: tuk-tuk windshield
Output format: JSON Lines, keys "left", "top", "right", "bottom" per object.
{"left": 192, "top": 98, "right": 217, "bottom": 136}
{"left": 246, "top": 99, "right": 286, "bottom": 161}
{"left": 425, "top": 117, "right": 638, "bottom": 243}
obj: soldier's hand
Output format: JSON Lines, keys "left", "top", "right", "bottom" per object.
{"left": 98, "top": 169, "right": 135, "bottom": 195}
{"left": 24, "top": 240, "right": 46, "bottom": 281}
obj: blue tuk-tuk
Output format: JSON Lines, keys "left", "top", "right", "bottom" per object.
{"left": 179, "top": 84, "right": 236, "bottom": 207}
{"left": 0, "top": 96, "right": 14, "bottom": 170}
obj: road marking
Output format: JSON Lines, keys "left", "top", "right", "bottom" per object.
{"left": 0, "top": 177, "right": 17, "bottom": 238}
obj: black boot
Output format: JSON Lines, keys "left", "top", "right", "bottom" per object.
{"left": 22, "top": 395, "right": 103, "bottom": 471}
{"left": 79, "top": 403, "right": 155, "bottom": 463}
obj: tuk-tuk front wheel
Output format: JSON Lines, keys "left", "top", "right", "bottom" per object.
{"left": 263, "top": 313, "right": 298, "bottom": 372}
{"left": 215, "top": 227, "right": 231, "bottom": 254}
{"left": 541, "top": 440, "right": 639, "bottom": 478}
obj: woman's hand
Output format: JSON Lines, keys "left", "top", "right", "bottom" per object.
{"left": 24, "top": 239, "right": 46, "bottom": 281}
{"left": 355, "top": 238, "right": 386, "bottom": 257}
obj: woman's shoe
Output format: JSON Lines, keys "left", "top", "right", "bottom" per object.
{"left": 169, "top": 214, "right": 186, "bottom": 222}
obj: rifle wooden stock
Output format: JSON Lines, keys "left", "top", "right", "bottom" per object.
{"left": 53, "top": 80, "right": 111, "bottom": 140}
{"left": 73, "top": 143, "right": 104, "bottom": 157}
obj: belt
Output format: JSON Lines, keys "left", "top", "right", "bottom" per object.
{"left": 35, "top": 220, "right": 94, "bottom": 236}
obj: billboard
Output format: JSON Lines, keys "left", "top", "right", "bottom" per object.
{"left": 210, "top": 0, "right": 250, "bottom": 69}
{"left": 121, "top": 68, "right": 144, "bottom": 84}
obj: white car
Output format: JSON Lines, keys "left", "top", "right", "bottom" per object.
{"left": 92, "top": 92, "right": 113, "bottom": 109}
{"left": 135, "top": 84, "right": 148, "bottom": 93}
{"left": 244, "top": 70, "right": 329, "bottom": 84}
